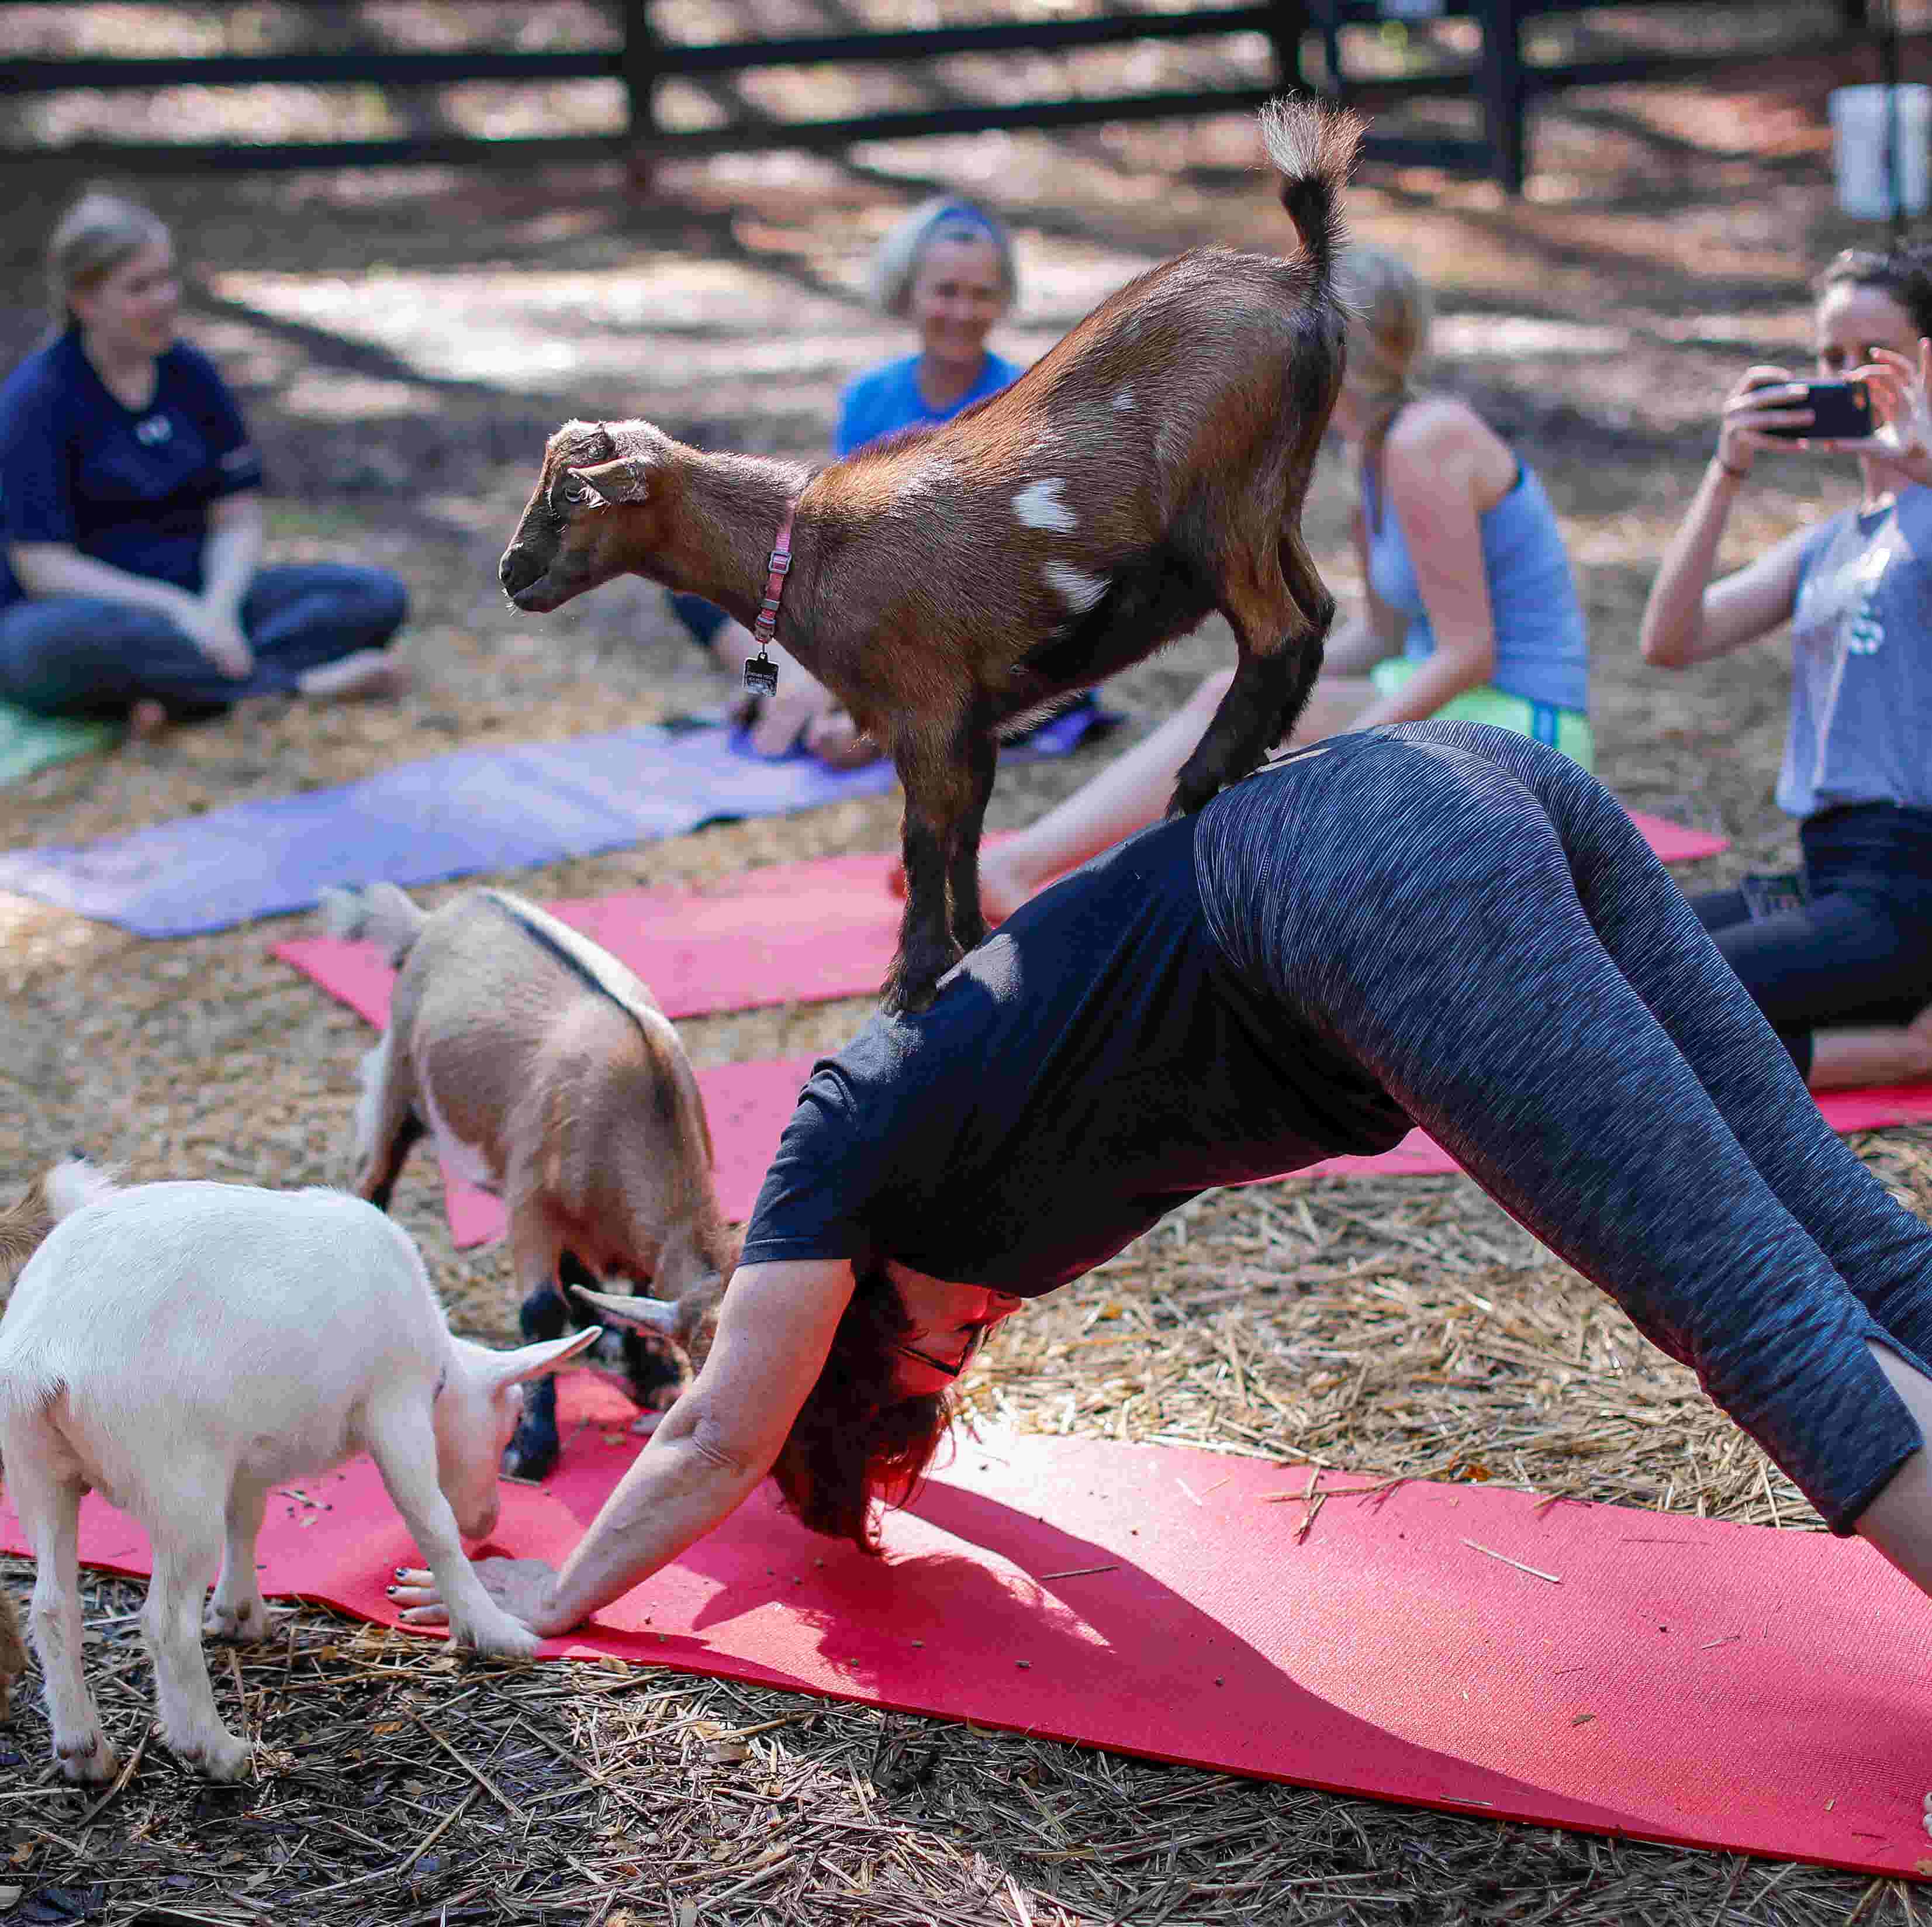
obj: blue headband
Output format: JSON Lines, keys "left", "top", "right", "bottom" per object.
{"left": 923, "top": 202, "right": 1003, "bottom": 250}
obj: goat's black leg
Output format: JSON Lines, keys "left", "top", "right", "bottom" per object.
{"left": 886, "top": 747, "right": 977, "bottom": 1013}
{"left": 1171, "top": 545, "right": 1335, "bottom": 816}
{"left": 503, "top": 1278, "right": 569, "bottom": 1480}
{"left": 359, "top": 1113, "right": 426, "bottom": 1215}
{"left": 943, "top": 714, "right": 999, "bottom": 959}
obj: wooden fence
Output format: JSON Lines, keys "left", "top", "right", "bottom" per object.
{"left": 0, "top": 3, "right": 1905, "bottom": 195}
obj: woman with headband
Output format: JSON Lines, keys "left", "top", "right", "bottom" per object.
{"left": 672, "top": 198, "right": 1062, "bottom": 768}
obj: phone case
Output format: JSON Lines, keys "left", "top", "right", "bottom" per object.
{"left": 1764, "top": 382, "right": 1871, "bottom": 441}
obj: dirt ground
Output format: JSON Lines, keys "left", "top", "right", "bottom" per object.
{"left": 5, "top": 9, "right": 1932, "bottom": 1923}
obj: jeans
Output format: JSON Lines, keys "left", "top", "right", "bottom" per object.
{"left": 1689, "top": 803, "right": 1932, "bottom": 1079}
{"left": 0, "top": 562, "right": 407, "bottom": 719}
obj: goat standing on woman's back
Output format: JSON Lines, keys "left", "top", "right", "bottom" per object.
{"left": 498, "top": 98, "right": 1361, "bottom": 1011}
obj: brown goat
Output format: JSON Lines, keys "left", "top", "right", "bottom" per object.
{"left": 500, "top": 97, "right": 1360, "bottom": 1011}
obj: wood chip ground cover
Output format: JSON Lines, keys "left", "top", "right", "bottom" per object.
{"left": 0, "top": 11, "right": 1925, "bottom": 1922}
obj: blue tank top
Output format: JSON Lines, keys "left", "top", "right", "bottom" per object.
{"left": 1361, "top": 457, "right": 1589, "bottom": 713}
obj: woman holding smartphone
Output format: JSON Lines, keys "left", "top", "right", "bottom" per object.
{"left": 1640, "top": 241, "right": 1932, "bottom": 1090}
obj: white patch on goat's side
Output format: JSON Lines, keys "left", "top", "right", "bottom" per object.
{"left": 1112, "top": 386, "right": 1135, "bottom": 412}
{"left": 351, "top": 1035, "right": 394, "bottom": 1168}
{"left": 1012, "top": 479, "right": 1077, "bottom": 533}
{"left": 1043, "top": 561, "right": 1110, "bottom": 613}
{"left": 418, "top": 1073, "right": 499, "bottom": 1196}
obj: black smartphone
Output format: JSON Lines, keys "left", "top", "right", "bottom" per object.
{"left": 1761, "top": 378, "right": 1873, "bottom": 441}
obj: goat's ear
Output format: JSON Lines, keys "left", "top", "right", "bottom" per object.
{"left": 570, "top": 1284, "right": 678, "bottom": 1338}
{"left": 567, "top": 457, "right": 650, "bottom": 510}
{"left": 490, "top": 1326, "right": 602, "bottom": 1389}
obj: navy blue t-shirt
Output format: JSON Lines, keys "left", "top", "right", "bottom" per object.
{"left": 739, "top": 810, "right": 1412, "bottom": 1296}
{"left": 0, "top": 328, "right": 264, "bottom": 608}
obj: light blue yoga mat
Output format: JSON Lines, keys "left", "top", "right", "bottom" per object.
{"left": 0, "top": 708, "right": 1114, "bottom": 937}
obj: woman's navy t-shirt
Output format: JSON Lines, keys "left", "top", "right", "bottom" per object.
{"left": 0, "top": 328, "right": 264, "bottom": 609}
{"left": 739, "top": 806, "right": 1412, "bottom": 1296}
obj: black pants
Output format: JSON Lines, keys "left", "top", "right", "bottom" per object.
{"left": 1194, "top": 723, "right": 1932, "bottom": 1534}
{"left": 1690, "top": 804, "right": 1932, "bottom": 1079}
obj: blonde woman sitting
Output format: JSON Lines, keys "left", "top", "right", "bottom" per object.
{"left": 971, "top": 244, "right": 1592, "bottom": 923}
{"left": 671, "top": 197, "right": 1030, "bottom": 768}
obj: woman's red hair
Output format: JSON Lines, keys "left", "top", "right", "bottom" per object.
{"left": 768, "top": 1258, "right": 956, "bottom": 1551}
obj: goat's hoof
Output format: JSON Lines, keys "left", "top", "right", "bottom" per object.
{"left": 54, "top": 1727, "right": 116, "bottom": 1783}
{"left": 203, "top": 1596, "right": 272, "bottom": 1643}
{"left": 502, "top": 1432, "right": 559, "bottom": 1483}
{"left": 881, "top": 953, "right": 948, "bottom": 1015}
{"left": 165, "top": 1724, "right": 252, "bottom": 1782}
{"left": 455, "top": 1610, "right": 541, "bottom": 1662}
{"left": 1168, "top": 772, "right": 1219, "bottom": 817}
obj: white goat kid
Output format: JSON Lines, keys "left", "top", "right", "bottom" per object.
{"left": 0, "top": 1161, "right": 599, "bottom": 1783}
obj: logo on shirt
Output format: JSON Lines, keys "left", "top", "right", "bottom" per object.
{"left": 133, "top": 414, "right": 172, "bottom": 447}
{"left": 1798, "top": 537, "right": 1892, "bottom": 658}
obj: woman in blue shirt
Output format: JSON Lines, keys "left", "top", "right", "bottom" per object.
{"left": 969, "top": 244, "right": 1592, "bottom": 921}
{"left": 669, "top": 198, "right": 1025, "bottom": 766}
{"left": 1640, "top": 241, "right": 1932, "bottom": 1090}
{"left": 0, "top": 193, "right": 408, "bottom": 734}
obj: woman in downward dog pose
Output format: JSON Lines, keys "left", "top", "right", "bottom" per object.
{"left": 393, "top": 723, "right": 1932, "bottom": 1636}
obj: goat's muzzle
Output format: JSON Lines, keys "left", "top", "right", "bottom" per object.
{"left": 499, "top": 543, "right": 558, "bottom": 612}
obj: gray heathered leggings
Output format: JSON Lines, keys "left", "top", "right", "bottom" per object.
{"left": 1194, "top": 721, "right": 1932, "bottom": 1535}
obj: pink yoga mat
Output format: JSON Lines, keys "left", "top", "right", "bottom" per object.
{"left": 274, "top": 811, "right": 1727, "bottom": 1032}
{"left": 6, "top": 1374, "right": 1928, "bottom": 1880}
{"left": 1302, "top": 1085, "right": 1932, "bottom": 1182}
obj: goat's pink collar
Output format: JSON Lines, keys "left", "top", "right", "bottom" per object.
{"left": 744, "top": 501, "right": 797, "bottom": 697}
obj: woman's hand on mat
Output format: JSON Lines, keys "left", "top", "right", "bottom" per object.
{"left": 1840, "top": 339, "right": 1932, "bottom": 484}
{"left": 388, "top": 1558, "right": 570, "bottom": 1638}
{"left": 177, "top": 595, "right": 253, "bottom": 679}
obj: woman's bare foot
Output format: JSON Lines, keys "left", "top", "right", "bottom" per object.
{"left": 974, "top": 841, "right": 1049, "bottom": 925}
{"left": 128, "top": 698, "right": 168, "bottom": 740}
{"left": 296, "top": 650, "right": 411, "bottom": 703}
{"left": 804, "top": 709, "right": 880, "bottom": 771}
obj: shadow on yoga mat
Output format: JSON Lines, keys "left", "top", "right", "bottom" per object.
{"left": 0, "top": 709, "right": 1112, "bottom": 937}
{"left": 7, "top": 1373, "right": 1930, "bottom": 1879}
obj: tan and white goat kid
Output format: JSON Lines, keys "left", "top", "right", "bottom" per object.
{"left": 0, "top": 1161, "right": 599, "bottom": 1783}
{"left": 324, "top": 882, "right": 738, "bottom": 1481}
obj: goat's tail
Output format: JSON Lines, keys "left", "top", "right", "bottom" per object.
{"left": 1259, "top": 96, "right": 1362, "bottom": 301}
{"left": 0, "top": 1156, "right": 117, "bottom": 1286}
{"left": 321, "top": 881, "right": 430, "bottom": 968}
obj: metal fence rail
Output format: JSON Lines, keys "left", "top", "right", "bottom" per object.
{"left": 0, "top": 2, "right": 1900, "bottom": 194}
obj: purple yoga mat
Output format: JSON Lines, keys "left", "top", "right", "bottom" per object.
{"left": 0, "top": 710, "right": 1111, "bottom": 937}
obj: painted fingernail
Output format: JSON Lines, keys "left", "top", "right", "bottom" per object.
{"left": 385, "top": 1586, "right": 397, "bottom": 1597}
